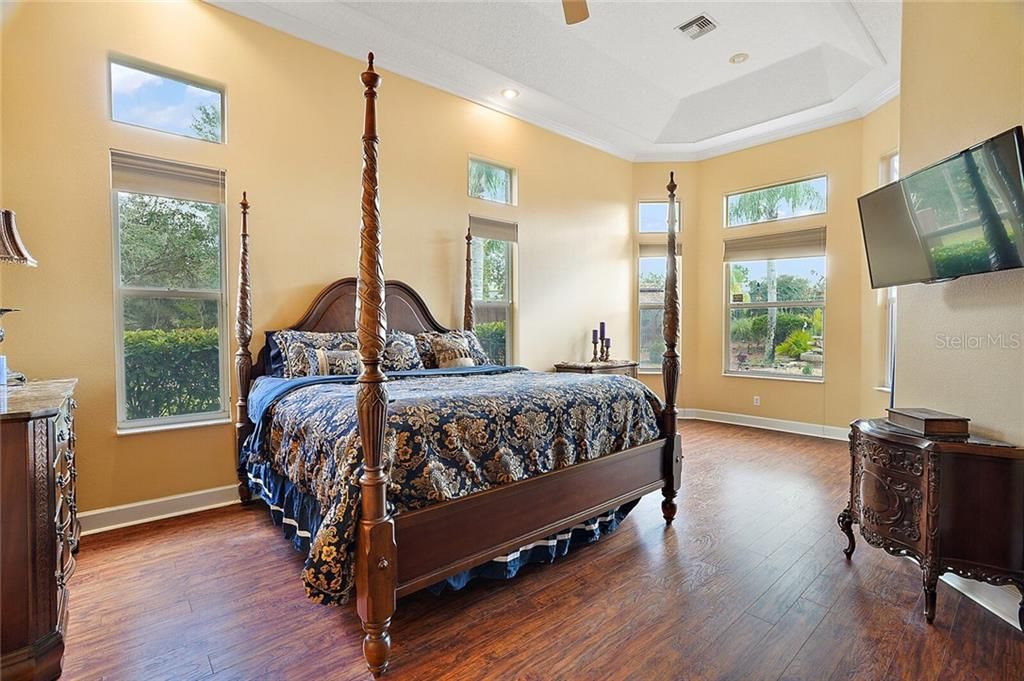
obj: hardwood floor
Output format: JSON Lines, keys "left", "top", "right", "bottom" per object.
{"left": 64, "top": 421, "right": 1023, "bottom": 680}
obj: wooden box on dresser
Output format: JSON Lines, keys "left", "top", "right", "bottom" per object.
{"left": 1, "top": 379, "right": 78, "bottom": 681}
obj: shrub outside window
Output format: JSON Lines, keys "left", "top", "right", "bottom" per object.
{"left": 110, "top": 60, "right": 224, "bottom": 142}
{"left": 726, "top": 256, "right": 825, "bottom": 379}
{"left": 726, "top": 176, "right": 827, "bottom": 228}
{"left": 471, "top": 237, "right": 513, "bottom": 365}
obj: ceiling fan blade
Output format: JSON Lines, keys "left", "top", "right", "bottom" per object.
{"left": 562, "top": 0, "right": 589, "bottom": 25}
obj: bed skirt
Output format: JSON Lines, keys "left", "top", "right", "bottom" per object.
{"left": 246, "top": 461, "right": 638, "bottom": 594}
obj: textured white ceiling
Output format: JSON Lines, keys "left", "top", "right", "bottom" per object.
{"left": 212, "top": 0, "right": 901, "bottom": 161}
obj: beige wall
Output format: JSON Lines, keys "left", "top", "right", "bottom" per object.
{"left": 0, "top": 1, "right": 634, "bottom": 511}
{"left": 896, "top": 1, "right": 1024, "bottom": 444}
{"left": 859, "top": 97, "right": 901, "bottom": 419}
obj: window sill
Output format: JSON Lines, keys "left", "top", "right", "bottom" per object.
{"left": 721, "top": 372, "right": 824, "bottom": 384}
{"left": 638, "top": 368, "right": 662, "bottom": 375}
{"left": 117, "top": 416, "right": 232, "bottom": 437}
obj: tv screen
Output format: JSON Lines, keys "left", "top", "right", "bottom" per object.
{"left": 859, "top": 126, "right": 1024, "bottom": 288}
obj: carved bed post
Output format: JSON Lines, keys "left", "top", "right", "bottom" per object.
{"left": 353, "top": 53, "right": 397, "bottom": 678}
{"left": 234, "top": 192, "right": 253, "bottom": 504}
{"left": 464, "top": 226, "right": 475, "bottom": 331}
{"left": 661, "top": 172, "right": 682, "bottom": 523}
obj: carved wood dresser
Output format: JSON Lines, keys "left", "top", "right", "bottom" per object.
{"left": 1, "top": 379, "right": 79, "bottom": 680}
{"left": 838, "top": 418, "right": 1024, "bottom": 628}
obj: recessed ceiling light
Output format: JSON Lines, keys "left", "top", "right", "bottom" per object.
{"left": 501, "top": 88, "right": 520, "bottom": 99}
{"left": 729, "top": 52, "right": 749, "bottom": 65}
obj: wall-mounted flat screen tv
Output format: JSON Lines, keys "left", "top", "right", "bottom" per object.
{"left": 858, "top": 126, "right": 1024, "bottom": 289}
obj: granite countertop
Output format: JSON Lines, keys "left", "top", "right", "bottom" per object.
{"left": 0, "top": 378, "right": 78, "bottom": 421}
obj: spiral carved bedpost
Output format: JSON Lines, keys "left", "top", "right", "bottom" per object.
{"left": 464, "top": 226, "right": 475, "bottom": 332}
{"left": 354, "top": 53, "right": 397, "bottom": 678}
{"left": 234, "top": 192, "right": 253, "bottom": 504}
{"left": 661, "top": 172, "right": 683, "bottom": 523}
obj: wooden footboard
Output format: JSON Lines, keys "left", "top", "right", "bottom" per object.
{"left": 395, "top": 436, "right": 679, "bottom": 596}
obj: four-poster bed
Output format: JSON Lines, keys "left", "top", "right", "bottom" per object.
{"left": 232, "top": 54, "right": 682, "bottom": 677}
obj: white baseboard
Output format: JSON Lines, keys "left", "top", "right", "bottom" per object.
{"left": 941, "top": 573, "right": 1021, "bottom": 631}
{"left": 78, "top": 484, "right": 239, "bottom": 536}
{"left": 681, "top": 408, "right": 848, "bottom": 441}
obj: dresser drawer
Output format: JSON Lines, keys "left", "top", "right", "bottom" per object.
{"left": 854, "top": 433, "right": 927, "bottom": 554}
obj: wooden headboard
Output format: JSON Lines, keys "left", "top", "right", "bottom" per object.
{"left": 250, "top": 277, "right": 453, "bottom": 382}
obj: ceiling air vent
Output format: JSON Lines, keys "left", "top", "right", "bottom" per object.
{"left": 676, "top": 14, "right": 717, "bottom": 40}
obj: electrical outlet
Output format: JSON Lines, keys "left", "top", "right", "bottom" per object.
{"left": 753, "top": 396, "right": 761, "bottom": 406}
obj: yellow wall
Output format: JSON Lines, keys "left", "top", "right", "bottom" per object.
{"left": 896, "top": 1, "right": 1024, "bottom": 444}
{"left": 858, "top": 97, "right": 900, "bottom": 419}
{"left": 0, "top": 1, "right": 633, "bottom": 511}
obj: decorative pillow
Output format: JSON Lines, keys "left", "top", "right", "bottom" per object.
{"left": 430, "top": 334, "right": 475, "bottom": 369}
{"left": 382, "top": 331, "right": 424, "bottom": 372}
{"left": 415, "top": 330, "right": 492, "bottom": 368}
{"left": 307, "top": 348, "right": 362, "bottom": 376}
{"left": 271, "top": 330, "right": 358, "bottom": 378}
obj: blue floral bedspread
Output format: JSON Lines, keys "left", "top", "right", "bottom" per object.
{"left": 242, "top": 367, "right": 663, "bottom": 605}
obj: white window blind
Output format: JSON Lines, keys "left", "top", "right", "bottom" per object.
{"left": 469, "top": 215, "right": 518, "bottom": 242}
{"left": 111, "top": 150, "right": 225, "bottom": 203}
{"left": 723, "top": 226, "right": 826, "bottom": 262}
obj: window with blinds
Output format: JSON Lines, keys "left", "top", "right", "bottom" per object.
{"left": 469, "top": 215, "right": 516, "bottom": 365}
{"left": 723, "top": 227, "right": 826, "bottom": 379}
{"left": 110, "top": 150, "right": 228, "bottom": 428}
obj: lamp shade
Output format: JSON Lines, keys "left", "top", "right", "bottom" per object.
{"left": 0, "top": 210, "right": 37, "bottom": 267}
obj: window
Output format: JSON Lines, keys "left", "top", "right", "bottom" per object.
{"left": 726, "top": 176, "right": 827, "bottom": 228}
{"left": 638, "top": 200, "right": 681, "bottom": 233}
{"left": 637, "top": 201, "right": 681, "bottom": 370}
{"left": 468, "top": 158, "right": 514, "bottom": 205}
{"left": 111, "top": 151, "right": 228, "bottom": 429}
{"left": 470, "top": 216, "right": 516, "bottom": 364}
{"left": 110, "top": 60, "right": 224, "bottom": 142}
{"left": 881, "top": 152, "right": 900, "bottom": 186}
{"left": 725, "top": 246, "right": 826, "bottom": 379}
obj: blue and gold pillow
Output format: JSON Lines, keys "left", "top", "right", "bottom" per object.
{"left": 271, "top": 330, "right": 358, "bottom": 378}
{"left": 307, "top": 348, "right": 362, "bottom": 376}
{"left": 382, "top": 331, "right": 424, "bottom": 372}
{"left": 414, "top": 330, "right": 492, "bottom": 368}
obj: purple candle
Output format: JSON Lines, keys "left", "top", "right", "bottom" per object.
{"left": 591, "top": 329, "right": 597, "bottom": 343}
{"left": 606, "top": 337, "right": 611, "bottom": 348}
{"left": 599, "top": 321, "right": 606, "bottom": 340}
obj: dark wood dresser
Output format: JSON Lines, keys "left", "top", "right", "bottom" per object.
{"left": 1, "top": 379, "right": 79, "bottom": 681}
{"left": 838, "top": 418, "right": 1024, "bottom": 627}
{"left": 554, "top": 360, "right": 639, "bottom": 379}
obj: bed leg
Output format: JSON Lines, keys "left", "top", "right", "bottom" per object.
{"left": 661, "top": 433, "right": 682, "bottom": 523}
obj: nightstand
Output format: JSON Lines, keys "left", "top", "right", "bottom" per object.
{"left": 554, "top": 360, "right": 639, "bottom": 379}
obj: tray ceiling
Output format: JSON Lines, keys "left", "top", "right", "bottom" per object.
{"left": 212, "top": 0, "right": 901, "bottom": 161}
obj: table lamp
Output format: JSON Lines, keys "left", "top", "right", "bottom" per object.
{"left": 0, "top": 209, "right": 37, "bottom": 384}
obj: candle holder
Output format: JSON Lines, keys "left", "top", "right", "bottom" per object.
{"left": 591, "top": 339, "right": 600, "bottom": 362}
{"left": 600, "top": 338, "right": 610, "bottom": 362}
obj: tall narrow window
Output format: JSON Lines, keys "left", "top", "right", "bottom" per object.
{"left": 110, "top": 60, "right": 224, "bottom": 142}
{"left": 111, "top": 151, "right": 228, "bottom": 429}
{"left": 468, "top": 158, "right": 515, "bottom": 205}
{"left": 724, "top": 227, "right": 826, "bottom": 379}
{"left": 470, "top": 216, "right": 516, "bottom": 364}
{"left": 637, "top": 201, "right": 681, "bottom": 371}
{"left": 726, "top": 176, "right": 827, "bottom": 228}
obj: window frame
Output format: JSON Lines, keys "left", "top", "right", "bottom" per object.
{"left": 878, "top": 150, "right": 899, "bottom": 391}
{"left": 108, "top": 57, "right": 226, "bottom": 144}
{"left": 722, "top": 257, "right": 826, "bottom": 382}
{"left": 472, "top": 236, "right": 515, "bottom": 365}
{"left": 636, "top": 199, "right": 682, "bottom": 374}
{"left": 111, "top": 183, "right": 231, "bottom": 432}
{"left": 467, "top": 156, "right": 517, "bottom": 206}
{"left": 724, "top": 175, "right": 828, "bottom": 229}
